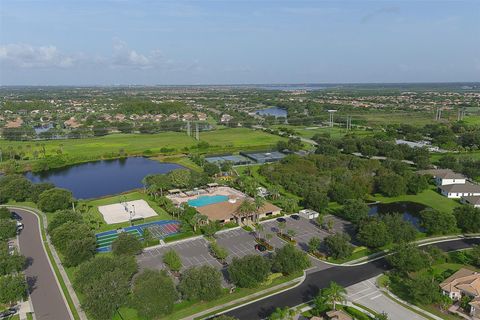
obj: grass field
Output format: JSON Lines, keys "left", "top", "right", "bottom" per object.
{"left": 272, "top": 125, "right": 373, "bottom": 139}
{"left": 369, "top": 188, "right": 460, "bottom": 213}
{"left": 80, "top": 191, "right": 172, "bottom": 232}
{"left": 0, "top": 128, "right": 284, "bottom": 171}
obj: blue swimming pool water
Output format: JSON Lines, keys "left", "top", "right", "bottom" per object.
{"left": 188, "top": 195, "right": 229, "bottom": 207}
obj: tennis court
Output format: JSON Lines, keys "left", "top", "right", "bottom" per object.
{"left": 96, "top": 220, "right": 181, "bottom": 252}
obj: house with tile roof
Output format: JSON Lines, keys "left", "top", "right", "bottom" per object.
{"left": 440, "top": 268, "right": 480, "bottom": 317}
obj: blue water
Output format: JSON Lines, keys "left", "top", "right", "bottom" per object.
{"left": 188, "top": 195, "right": 229, "bottom": 207}
{"left": 368, "top": 202, "right": 426, "bottom": 231}
{"left": 256, "top": 106, "right": 287, "bottom": 118}
{"left": 25, "top": 157, "right": 184, "bottom": 199}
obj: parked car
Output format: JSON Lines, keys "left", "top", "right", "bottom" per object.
{"left": 290, "top": 214, "right": 300, "bottom": 220}
{"left": 276, "top": 217, "right": 286, "bottom": 223}
{"left": 11, "top": 212, "right": 22, "bottom": 221}
{"left": 16, "top": 221, "right": 24, "bottom": 233}
{"left": 254, "top": 244, "right": 267, "bottom": 252}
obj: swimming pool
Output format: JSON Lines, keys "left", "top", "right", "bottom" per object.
{"left": 188, "top": 195, "right": 229, "bottom": 207}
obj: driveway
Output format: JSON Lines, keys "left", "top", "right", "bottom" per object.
{"left": 13, "top": 208, "right": 72, "bottom": 320}
{"left": 346, "top": 276, "right": 426, "bottom": 320}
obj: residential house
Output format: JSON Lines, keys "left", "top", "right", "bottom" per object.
{"left": 325, "top": 310, "right": 353, "bottom": 320}
{"left": 440, "top": 268, "right": 480, "bottom": 318}
{"left": 439, "top": 182, "right": 480, "bottom": 199}
{"left": 197, "top": 112, "right": 207, "bottom": 121}
{"left": 221, "top": 114, "right": 233, "bottom": 123}
{"left": 418, "top": 169, "right": 467, "bottom": 186}
{"left": 462, "top": 196, "right": 480, "bottom": 208}
{"left": 4, "top": 117, "right": 23, "bottom": 128}
{"left": 63, "top": 117, "right": 81, "bottom": 129}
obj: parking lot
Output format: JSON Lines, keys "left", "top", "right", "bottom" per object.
{"left": 137, "top": 237, "right": 222, "bottom": 271}
{"left": 261, "top": 214, "right": 351, "bottom": 252}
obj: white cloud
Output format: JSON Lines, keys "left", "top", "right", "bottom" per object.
{"left": 110, "top": 39, "right": 172, "bottom": 69}
{"left": 0, "top": 43, "right": 76, "bottom": 68}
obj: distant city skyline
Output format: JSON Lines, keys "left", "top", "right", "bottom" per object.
{"left": 1, "top": 0, "right": 479, "bottom": 85}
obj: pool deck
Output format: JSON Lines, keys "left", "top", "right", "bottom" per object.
{"left": 167, "top": 186, "right": 245, "bottom": 206}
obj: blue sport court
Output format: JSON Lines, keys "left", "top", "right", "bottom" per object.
{"left": 95, "top": 220, "right": 180, "bottom": 252}
{"left": 187, "top": 195, "right": 228, "bottom": 207}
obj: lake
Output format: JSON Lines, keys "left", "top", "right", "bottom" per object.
{"left": 256, "top": 106, "right": 287, "bottom": 118}
{"left": 369, "top": 201, "right": 426, "bottom": 230}
{"left": 25, "top": 157, "right": 184, "bottom": 199}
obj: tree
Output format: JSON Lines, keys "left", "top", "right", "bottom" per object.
{"left": 30, "top": 182, "right": 55, "bottom": 203}
{"left": 228, "top": 255, "right": 271, "bottom": 288}
{"left": 303, "top": 191, "right": 328, "bottom": 212}
{"left": 131, "top": 269, "right": 177, "bottom": 318}
{"left": 454, "top": 205, "right": 480, "bottom": 233}
{"left": 37, "top": 188, "right": 74, "bottom": 212}
{"left": 271, "top": 244, "right": 310, "bottom": 275}
{"left": 357, "top": 219, "right": 390, "bottom": 248}
{"left": 168, "top": 169, "right": 191, "bottom": 188}
{"left": 406, "top": 174, "right": 429, "bottom": 195}
{"left": 381, "top": 213, "right": 417, "bottom": 243}
{"left": 178, "top": 265, "right": 222, "bottom": 301}
{"left": 387, "top": 243, "right": 430, "bottom": 273}
{"left": 0, "top": 208, "right": 11, "bottom": 219}
{"left": 323, "top": 282, "right": 346, "bottom": 310}
{"left": 47, "top": 209, "right": 82, "bottom": 233}
{"left": 323, "top": 233, "right": 354, "bottom": 260}
{"left": 204, "top": 162, "right": 221, "bottom": 176}
{"left": 469, "top": 245, "right": 480, "bottom": 267}
{"left": 50, "top": 221, "right": 96, "bottom": 267}
{"left": 111, "top": 233, "right": 143, "bottom": 256}
{"left": 209, "top": 242, "right": 229, "bottom": 262}
{"left": 377, "top": 173, "right": 407, "bottom": 197}
{"left": 420, "top": 208, "right": 457, "bottom": 235}
{"left": 308, "top": 236, "right": 321, "bottom": 254}
{"left": 268, "top": 307, "right": 295, "bottom": 320}
{"left": 0, "top": 175, "right": 32, "bottom": 202}
{"left": 74, "top": 255, "right": 137, "bottom": 294}
{"left": 375, "top": 312, "right": 389, "bottom": 320}
{"left": 0, "top": 274, "right": 27, "bottom": 305}
{"left": 340, "top": 199, "right": 369, "bottom": 224}
{"left": 234, "top": 199, "right": 256, "bottom": 223}
{"left": 0, "top": 247, "right": 25, "bottom": 276}
{"left": 82, "top": 270, "right": 130, "bottom": 320}
{"left": 408, "top": 274, "right": 442, "bottom": 305}
{"left": 163, "top": 250, "right": 182, "bottom": 272}
{"left": 0, "top": 219, "right": 16, "bottom": 241}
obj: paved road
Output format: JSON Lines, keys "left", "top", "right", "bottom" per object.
{"left": 346, "top": 276, "right": 425, "bottom": 320}
{"left": 225, "top": 238, "right": 480, "bottom": 319}
{"left": 14, "top": 208, "right": 72, "bottom": 320}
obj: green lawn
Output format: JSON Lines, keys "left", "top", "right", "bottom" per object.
{"left": 271, "top": 124, "right": 372, "bottom": 139}
{"left": 369, "top": 188, "right": 460, "bottom": 213}
{"left": 0, "top": 128, "right": 284, "bottom": 172}
{"left": 81, "top": 191, "right": 173, "bottom": 232}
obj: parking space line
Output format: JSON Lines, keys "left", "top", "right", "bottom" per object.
{"left": 370, "top": 294, "right": 382, "bottom": 300}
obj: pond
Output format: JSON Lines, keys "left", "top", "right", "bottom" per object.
{"left": 256, "top": 106, "right": 287, "bottom": 118}
{"left": 25, "top": 157, "right": 184, "bottom": 199}
{"left": 368, "top": 201, "right": 427, "bottom": 230}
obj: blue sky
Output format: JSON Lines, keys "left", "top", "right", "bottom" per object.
{"left": 0, "top": 0, "right": 479, "bottom": 85}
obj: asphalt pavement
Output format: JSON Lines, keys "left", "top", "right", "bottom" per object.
{"left": 225, "top": 237, "right": 480, "bottom": 319}
{"left": 14, "top": 208, "right": 72, "bottom": 320}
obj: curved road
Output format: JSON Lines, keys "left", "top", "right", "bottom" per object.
{"left": 13, "top": 208, "right": 72, "bottom": 320}
{"left": 226, "top": 237, "right": 480, "bottom": 319}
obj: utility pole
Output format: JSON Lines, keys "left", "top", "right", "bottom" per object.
{"left": 327, "top": 110, "right": 337, "bottom": 128}
{"left": 346, "top": 116, "right": 352, "bottom": 130}
{"left": 435, "top": 107, "right": 442, "bottom": 121}
{"left": 186, "top": 121, "right": 191, "bottom": 136}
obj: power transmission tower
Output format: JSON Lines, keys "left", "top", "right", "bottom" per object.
{"left": 195, "top": 122, "right": 199, "bottom": 140}
{"left": 186, "top": 121, "right": 191, "bottom": 136}
{"left": 457, "top": 107, "right": 466, "bottom": 121}
{"left": 435, "top": 107, "right": 442, "bottom": 121}
{"left": 327, "top": 110, "right": 337, "bottom": 127}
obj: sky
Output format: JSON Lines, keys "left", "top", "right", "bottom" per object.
{"left": 0, "top": 0, "right": 479, "bottom": 85}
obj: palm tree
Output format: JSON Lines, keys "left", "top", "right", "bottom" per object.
{"left": 269, "top": 185, "right": 281, "bottom": 200}
{"left": 268, "top": 307, "right": 295, "bottom": 320}
{"left": 256, "top": 223, "right": 264, "bottom": 240}
{"left": 253, "top": 196, "right": 265, "bottom": 223}
{"left": 234, "top": 199, "right": 256, "bottom": 224}
{"left": 323, "top": 282, "right": 347, "bottom": 310}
